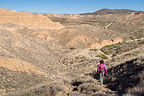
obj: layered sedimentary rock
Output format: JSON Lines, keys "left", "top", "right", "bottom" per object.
{"left": 0, "top": 11, "right": 64, "bottom": 30}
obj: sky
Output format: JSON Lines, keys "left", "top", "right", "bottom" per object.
{"left": 0, "top": 0, "right": 144, "bottom": 14}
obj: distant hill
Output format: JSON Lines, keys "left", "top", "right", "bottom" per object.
{"left": 0, "top": 8, "right": 14, "bottom": 12}
{"left": 80, "top": 8, "right": 136, "bottom": 15}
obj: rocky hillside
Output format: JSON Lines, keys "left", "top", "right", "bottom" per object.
{"left": 0, "top": 8, "right": 144, "bottom": 96}
{"left": 81, "top": 8, "right": 136, "bottom": 15}
{"left": 105, "top": 56, "right": 144, "bottom": 95}
{"left": 0, "top": 9, "right": 64, "bottom": 30}
{"left": 1, "top": 38, "right": 144, "bottom": 96}
{"left": 46, "top": 9, "right": 144, "bottom": 48}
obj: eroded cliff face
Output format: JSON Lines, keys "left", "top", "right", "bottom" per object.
{"left": 0, "top": 11, "right": 64, "bottom": 30}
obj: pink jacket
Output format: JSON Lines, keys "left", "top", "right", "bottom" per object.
{"left": 97, "top": 63, "right": 108, "bottom": 73}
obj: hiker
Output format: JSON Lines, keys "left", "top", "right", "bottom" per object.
{"left": 97, "top": 60, "right": 108, "bottom": 85}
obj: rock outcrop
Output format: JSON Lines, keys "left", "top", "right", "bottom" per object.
{"left": 0, "top": 11, "right": 64, "bottom": 30}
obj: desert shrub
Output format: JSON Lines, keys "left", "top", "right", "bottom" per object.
{"left": 101, "top": 45, "right": 112, "bottom": 49}
{"left": 101, "top": 42, "right": 124, "bottom": 50}
{"left": 81, "top": 56, "right": 86, "bottom": 60}
{"left": 75, "top": 56, "right": 86, "bottom": 62}
{"left": 75, "top": 56, "right": 79, "bottom": 60}
{"left": 89, "top": 48, "right": 98, "bottom": 52}
{"left": 101, "top": 44, "right": 114, "bottom": 51}
{"left": 130, "top": 36, "right": 135, "bottom": 40}
{"left": 103, "top": 50, "right": 111, "bottom": 55}
{"left": 69, "top": 47, "right": 75, "bottom": 50}
{"left": 96, "top": 54, "right": 108, "bottom": 59}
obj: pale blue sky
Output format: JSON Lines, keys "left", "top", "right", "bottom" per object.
{"left": 0, "top": 0, "right": 144, "bottom": 14}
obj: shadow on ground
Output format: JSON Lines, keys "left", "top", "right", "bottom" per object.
{"left": 88, "top": 57, "right": 144, "bottom": 96}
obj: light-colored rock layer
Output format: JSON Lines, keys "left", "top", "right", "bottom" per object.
{"left": 0, "top": 57, "right": 44, "bottom": 74}
{"left": 0, "top": 11, "right": 64, "bottom": 30}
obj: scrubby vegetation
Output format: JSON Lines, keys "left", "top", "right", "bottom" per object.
{"left": 96, "top": 54, "right": 108, "bottom": 59}
{"left": 75, "top": 55, "right": 87, "bottom": 62}
{"left": 89, "top": 48, "right": 98, "bottom": 52}
{"left": 101, "top": 40, "right": 144, "bottom": 56}
{"left": 69, "top": 47, "right": 76, "bottom": 50}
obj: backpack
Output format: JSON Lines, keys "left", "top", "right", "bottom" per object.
{"left": 100, "top": 64, "right": 105, "bottom": 73}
